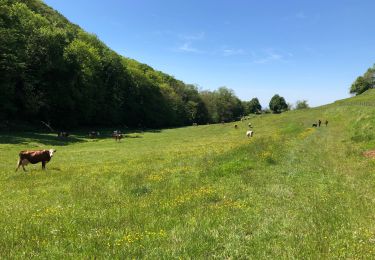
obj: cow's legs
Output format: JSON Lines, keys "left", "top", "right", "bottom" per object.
{"left": 42, "top": 161, "right": 46, "bottom": 170}
{"left": 16, "top": 159, "right": 27, "bottom": 172}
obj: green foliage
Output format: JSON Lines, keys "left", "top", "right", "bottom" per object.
{"left": 350, "top": 65, "right": 375, "bottom": 95}
{"left": 350, "top": 76, "right": 372, "bottom": 95}
{"left": 269, "top": 94, "right": 288, "bottom": 113}
{"left": 0, "top": 0, "right": 215, "bottom": 128}
{"left": 245, "top": 97, "right": 262, "bottom": 114}
{"left": 295, "top": 100, "right": 309, "bottom": 110}
{"left": 200, "top": 87, "right": 243, "bottom": 123}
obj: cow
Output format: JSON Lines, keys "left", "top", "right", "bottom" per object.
{"left": 246, "top": 130, "right": 254, "bottom": 137}
{"left": 312, "top": 123, "right": 318, "bottom": 127}
{"left": 114, "top": 133, "right": 123, "bottom": 141}
{"left": 112, "top": 131, "right": 123, "bottom": 141}
{"left": 16, "top": 149, "right": 56, "bottom": 172}
{"left": 234, "top": 124, "right": 238, "bottom": 129}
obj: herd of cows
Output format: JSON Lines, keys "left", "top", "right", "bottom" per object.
{"left": 15, "top": 119, "right": 327, "bottom": 172}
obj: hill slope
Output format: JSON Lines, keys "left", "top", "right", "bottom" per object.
{"left": 1, "top": 91, "right": 375, "bottom": 258}
{"left": 0, "top": 0, "right": 217, "bottom": 128}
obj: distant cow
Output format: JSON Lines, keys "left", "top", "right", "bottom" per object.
{"left": 325, "top": 120, "right": 328, "bottom": 126}
{"left": 246, "top": 130, "right": 253, "bottom": 138}
{"left": 89, "top": 131, "right": 100, "bottom": 138}
{"left": 312, "top": 123, "right": 318, "bottom": 127}
{"left": 57, "top": 131, "right": 69, "bottom": 138}
{"left": 113, "top": 133, "right": 123, "bottom": 141}
{"left": 113, "top": 131, "right": 123, "bottom": 141}
{"left": 234, "top": 124, "right": 238, "bottom": 129}
{"left": 16, "top": 149, "right": 56, "bottom": 172}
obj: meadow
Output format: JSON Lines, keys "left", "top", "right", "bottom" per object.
{"left": 1, "top": 91, "right": 375, "bottom": 258}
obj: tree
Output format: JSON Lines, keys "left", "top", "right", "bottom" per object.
{"left": 295, "top": 100, "right": 309, "bottom": 110}
{"left": 350, "top": 65, "right": 375, "bottom": 95}
{"left": 214, "top": 87, "right": 243, "bottom": 122}
{"left": 350, "top": 76, "right": 372, "bottom": 95}
{"left": 199, "top": 87, "right": 244, "bottom": 123}
{"left": 247, "top": 98, "right": 262, "bottom": 114}
{"left": 2, "top": 0, "right": 254, "bottom": 128}
{"left": 200, "top": 90, "right": 218, "bottom": 123}
{"left": 269, "top": 94, "right": 288, "bottom": 113}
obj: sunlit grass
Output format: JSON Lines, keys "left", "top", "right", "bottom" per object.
{"left": 2, "top": 90, "right": 375, "bottom": 258}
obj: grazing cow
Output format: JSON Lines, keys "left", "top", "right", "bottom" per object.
{"left": 113, "top": 133, "right": 123, "bottom": 141}
{"left": 234, "top": 124, "right": 238, "bottom": 129}
{"left": 89, "top": 131, "right": 100, "bottom": 138}
{"left": 16, "top": 149, "right": 56, "bottom": 172}
{"left": 312, "top": 123, "right": 318, "bottom": 127}
{"left": 112, "top": 130, "right": 123, "bottom": 141}
{"left": 246, "top": 130, "right": 254, "bottom": 138}
{"left": 57, "top": 131, "right": 69, "bottom": 138}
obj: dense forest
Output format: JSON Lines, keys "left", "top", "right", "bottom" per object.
{"left": 0, "top": 0, "right": 253, "bottom": 129}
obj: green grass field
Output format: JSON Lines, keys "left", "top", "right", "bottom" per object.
{"left": 1, "top": 91, "right": 375, "bottom": 258}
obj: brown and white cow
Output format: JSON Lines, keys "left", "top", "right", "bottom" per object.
{"left": 16, "top": 149, "right": 56, "bottom": 172}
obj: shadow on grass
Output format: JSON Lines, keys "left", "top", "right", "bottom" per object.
{"left": 0, "top": 127, "right": 164, "bottom": 145}
{"left": 125, "top": 134, "right": 143, "bottom": 139}
{"left": 0, "top": 132, "right": 85, "bottom": 146}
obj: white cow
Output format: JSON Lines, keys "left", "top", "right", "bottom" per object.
{"left": 246, "top": 130, "right": 253, "bottom": 137}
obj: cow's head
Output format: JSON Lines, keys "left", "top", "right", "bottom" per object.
{"left": 49, "top": 149, "right": 56, "bottom": 157}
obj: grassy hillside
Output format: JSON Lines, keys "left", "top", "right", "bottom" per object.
{"left": 1, "top": 90, "right": 375, "bottom": 258}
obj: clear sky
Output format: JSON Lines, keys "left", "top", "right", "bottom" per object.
{"left": 43, "top": 0, "right": 375, "bottom": 107}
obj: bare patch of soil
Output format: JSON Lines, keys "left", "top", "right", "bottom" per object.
{"left": 363, "top": 150, "right": 375, "bottom": 158}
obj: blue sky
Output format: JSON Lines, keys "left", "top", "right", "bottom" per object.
{"left": 43, "top": 0, "right": 375, "bottom": 107}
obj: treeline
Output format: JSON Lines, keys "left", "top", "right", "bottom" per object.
{"left": 0, "top": 0, "right": 241, "bottom": 128}
{"left": 350, "top": 64, "right": 375, "bottom": 95}
{"left": 0, "top": 0, "right": 289, "bottom": 129}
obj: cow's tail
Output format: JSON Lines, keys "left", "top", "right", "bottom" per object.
{"left": 15, "top": 158, "right": 20, "bottom": 172}
{"left": 16, "top": 153, "right": 22, "bottom": 171}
